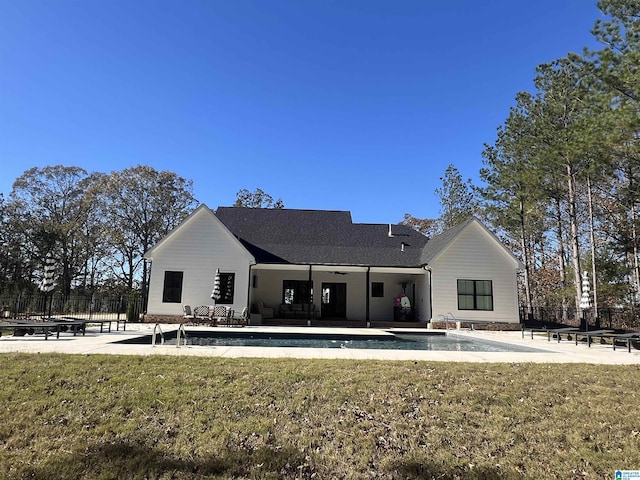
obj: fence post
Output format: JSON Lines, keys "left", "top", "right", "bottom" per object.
{"left": 14, "top": 293, "right": 20, "bottom": 319}
{"left": 117, "top": 296, "right": 122, "bottom": 321}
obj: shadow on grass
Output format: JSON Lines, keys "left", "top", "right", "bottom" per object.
{"left": 16, "top": 439, "right": 526, "bottom": 479}
{"left": 18, "top": 440, "right": 312, "bottom": 480}
{"left": 394, "top": 459, "right": 522, "bottom": 479}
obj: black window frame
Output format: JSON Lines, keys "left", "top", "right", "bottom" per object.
{"left": 162, "top": 271, "right": 184, "bottom": 303}
{"left": 282, "top": 280, "right": 313, "bottom": 304}
{"left": 457, "top": 279, "right": 493, "bottom": 311}
{"left": 371, "top": 282, "right": 384, "bottom": 298}
{"left": 219, "top": 272, "right": 235, "bottom": 305}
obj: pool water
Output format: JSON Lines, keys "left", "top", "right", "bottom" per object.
{"left": 118, "top": 330, "right": 545, "bottom": 353}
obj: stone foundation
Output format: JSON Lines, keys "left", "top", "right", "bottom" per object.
{"left": 428, "top": 321, "right": 522, "bottom": 331}
{"left": 142, "top": 315, "right": 182, "bottom": 324}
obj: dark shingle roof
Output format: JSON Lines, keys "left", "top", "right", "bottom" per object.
{"left": 215, "top": 207, "right": 430, "bottom": 267}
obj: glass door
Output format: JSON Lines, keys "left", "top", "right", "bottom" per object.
{"left": 321, "top": 283, "right": 347, "bottom": 318}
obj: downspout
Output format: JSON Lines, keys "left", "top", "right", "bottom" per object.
{"left": 366, "top": 267, "right": 370, "bottom": 325}
{"left": 143, "top": 258, "right": 152, "bottom": 316}
{"left": 308, "top": 265, "right": 313, "bottom": 324}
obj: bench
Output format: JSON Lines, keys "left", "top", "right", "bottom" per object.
{"left": 62, "top": 317, "right": 127, "bottom": 332}
{"left": 573, "top": 330, "right": 640, "bottom": 352}
{"left": 609, "top": 333, "right": 640, "bottom": 353}
{"left": 0, "top": 319, "right": 86, "bottom": 340}
{"left": 522, "top": 327, "right": 580, "bottom": 342}
{"left": 574, "top": 329, "right": 615, "bottom": 347}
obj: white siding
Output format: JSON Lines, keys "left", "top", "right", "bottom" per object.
{"left": 146, "top": 208, "right": 254, "bottom": 316}
{"left": 430, "top": 222, "right": 520, "bottom": 323}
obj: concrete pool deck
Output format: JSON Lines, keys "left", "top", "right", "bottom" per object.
{"left": 0, "top": 323, "right": 639, "bottom": 364}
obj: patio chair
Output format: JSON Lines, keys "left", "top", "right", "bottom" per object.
{"left": 182, "top": 305, "right": 195, "bottom": 323}
{"left": 211, "top": 305, "right": 232, "bottom": 326}
{"left": 229, "top": 307, "right": 248, "bottom": 327}
{"left": 194, "top": 305, "right": 211, "bottom": 324}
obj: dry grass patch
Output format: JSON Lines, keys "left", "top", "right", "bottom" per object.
{"left": 0, "top": 353, "right": 637, "bottom": 479}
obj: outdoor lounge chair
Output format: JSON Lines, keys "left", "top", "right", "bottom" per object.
{"left": 61, "top": 316, "right": 113, "bottom": 333}
{"left": 574, "top": 329, "right": 615, "bottom": 347}
{"left": 610, "top": 332, "right": 640, "bottom": 352}
{"left": 572, "top": 330, "right": 640, "bottom": 351}
{"left": 581, "top": 331, "right": 640, "bottom": 352}
{"left": 522, "top": 327, "right": 580, "bottom": 343}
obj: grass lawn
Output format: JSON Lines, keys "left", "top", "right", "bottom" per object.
{"left": 0, "top": 353, "right": 637, "bottom": 479}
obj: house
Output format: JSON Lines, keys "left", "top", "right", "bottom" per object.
{"left": 144, "top": 205, "right": 524, "bottom": 325}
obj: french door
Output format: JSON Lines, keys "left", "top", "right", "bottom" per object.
{"left": 321, "top": 283, "right": 347, "bottom": 318}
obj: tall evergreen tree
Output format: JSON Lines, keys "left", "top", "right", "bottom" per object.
{"left": 435, "top": 164, "right": 478, "bottom": 231}
{"left": 481, "top": 99, "right": 545, "bottom": 315}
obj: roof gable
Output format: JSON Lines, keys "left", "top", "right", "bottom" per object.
{"left": 144, "top": 204, "right": 253, "bottom": 261}
{"left": 421, "top": 217, "right": 523, "bottom": 268}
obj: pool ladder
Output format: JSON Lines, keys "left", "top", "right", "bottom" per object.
{"left": 433, "top": 313, "right": 456, "bottom": 330}
{"left": 152, "top": 323, "right": 187, "bottom": 348}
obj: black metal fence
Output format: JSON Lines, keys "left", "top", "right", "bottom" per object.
{"left": 3, "top": 293, "right": 639, "bottom": 331}
{"left": 0, "top": 292, "right": 145, "bottom": 322}
{"left": 520, "top": 305, "right": 640, "bottom": 331}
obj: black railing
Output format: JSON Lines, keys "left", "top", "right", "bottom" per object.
{"left": 0, "top": 293, "right": 145, "bottom": 322}
{"left": 520, "top": 305, "right": 640, "bottom": 331}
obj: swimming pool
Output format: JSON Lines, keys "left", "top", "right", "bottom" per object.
{"left": 117, "top": 330, "right": 546, "bottom": 353}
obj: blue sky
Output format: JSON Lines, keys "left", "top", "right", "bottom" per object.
{"left": 1, "top": 0, "right": 603, "bottom": 223}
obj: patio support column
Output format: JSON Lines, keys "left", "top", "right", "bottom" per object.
{"left": 366, "top": 267, "right": 370, "bottom": 323}
{"left": 427, "top": 267, "right": 433, "bottom": 321}
{"left": 247, "top": 264, "right": 253, "bottom": 314}
{"left": 412, "top": 283, "right": 416, "bottom": 321}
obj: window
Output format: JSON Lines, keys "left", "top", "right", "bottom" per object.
{"left": 457, "top": 279, "right": 493, "bottom": 311}
{"left": 219, "top": 273, "right": 235, "bottom": 304}
{"left": 283, "top": 280, "right": 313, "bottom": 304}
{"left": 371, "top": 282, "right": 384, "bottom": 297}
{"left": 162, "top": 271, "right": 183, "bottom": 303}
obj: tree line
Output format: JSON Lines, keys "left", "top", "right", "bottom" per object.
{"left": 0, "top": 165, "right": 198, "bottom": 300}
{"left": 0, "top": 164, "right": 286, "bottom": 302}
{"left": 402, "top": 1, "right": 640, "bottom": 321}
{"left": 482, "top": 0, "right": 640, "bottom": 320}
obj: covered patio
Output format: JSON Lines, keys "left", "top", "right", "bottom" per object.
{"left": 247, "top": 264, "right": 428, "bottom": 327}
